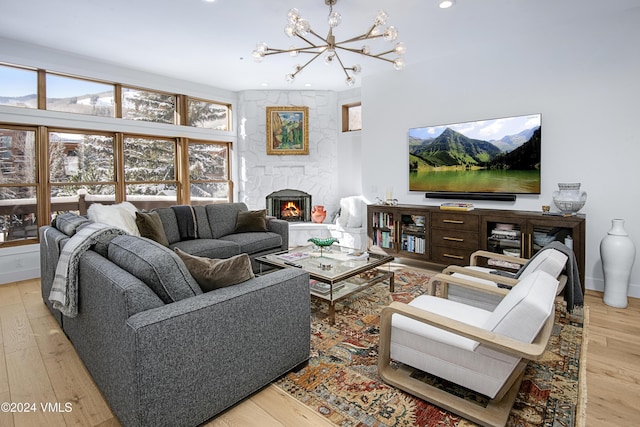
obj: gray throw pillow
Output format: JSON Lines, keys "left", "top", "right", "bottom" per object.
{"left": 174, "top": 248, "right": 255, "bottom": 291}
{"left": 136, "top": 211, "right": 170, "bottom": 247}
{"left": 234, "top": 209, "right": 268, "bottom": 233}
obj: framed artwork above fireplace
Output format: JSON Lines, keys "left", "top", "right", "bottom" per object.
{"left": 266, "top": 106, "right": 309, "bottom": 155}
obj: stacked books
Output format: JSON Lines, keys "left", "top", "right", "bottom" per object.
{"left": 490, "top": 228, "right": 520, "bottom": 239}
{"left": 310, "top": 280, "right": 345, "bottom": 295}
{"left": 439, "top": 202, "right": 474, "bottom": 211}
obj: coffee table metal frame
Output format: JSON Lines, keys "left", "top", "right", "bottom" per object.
{"left": 257, "top": 244, "right": 394, "bottom": 325}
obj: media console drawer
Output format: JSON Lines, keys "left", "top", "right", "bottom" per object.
{"left": 431, "top": 228, "right": 479, "bottom": 250}
{"left": 431, "top": 212, "right": 479, "bottom": 231}
{"left": 431, "top": 246, "right": 474, "bottom": 266}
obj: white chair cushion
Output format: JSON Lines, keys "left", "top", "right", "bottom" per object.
{"left": 393, "top": 295, "right": 491, "bottom": 351}
{"left": 335, "top": 196, "right": 365, "bottom": 228}
{"left": 448, "top": 272, "right": 504, "bottom": 311}
{"left": 390, "top": 295, "right": 520, "bottom": 398}
{"left": 483, "top": 270, "right": 558, "bottom": 343}
{"left": 519, "top": 248, "right": 568, "bottom": 279}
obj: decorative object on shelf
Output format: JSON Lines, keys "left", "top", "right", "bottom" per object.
{"left": 266, "top": 106, "right": 309, "bottom": 155}
{"left": 439, "top": 202, "right": 474, "bottom": 211}
{"left": 311, "top": 205, "right": 327, "bottom": 223}
{"left": 252, "top": 0, "right": 406, "bottom": 87}
{"left": 308, "top": 236, "right": 339, "bottom": 256}
{"left": 552, "top": 183, "right": 587, "bottom": 214}
{"left": 600, "top": 218, "right": 636, "bottom": 308}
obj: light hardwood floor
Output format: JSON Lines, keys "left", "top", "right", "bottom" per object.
{"left": 1, "top": 277, "right": 638, "bottom": 426}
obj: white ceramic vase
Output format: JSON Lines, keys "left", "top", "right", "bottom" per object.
{"left": 600, "top": 219, "right": 636, "bottom": 308}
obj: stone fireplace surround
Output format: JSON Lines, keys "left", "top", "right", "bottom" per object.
{"left": 235, "top": 90, "right": 341, "bottom": 226}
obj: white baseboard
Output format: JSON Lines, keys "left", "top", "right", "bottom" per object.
{"left": 585, "top": 276, "right": 640, "bottom": 299}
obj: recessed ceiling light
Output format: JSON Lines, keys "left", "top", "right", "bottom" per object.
{"left": 260, "top": 82, "right": 268, "bottom": 87}
{"left": 439, "top": 0, "right": 455, "bottom": 9}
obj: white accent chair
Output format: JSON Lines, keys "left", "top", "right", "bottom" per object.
{"left": 433, "top": 247, "right": 568, "bottom": 310}
{"left": 328, "top": 195, "right": 368, "bottom": 251}
{"left": 378, "top": 270, "right": 559, "bottom": 427}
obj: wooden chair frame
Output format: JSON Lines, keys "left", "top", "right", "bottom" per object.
{"left": 378, "top": 275, "right": 555, "bottom": 427}
{"left": 433, "top": 250, "right": 567, "bottom": 299}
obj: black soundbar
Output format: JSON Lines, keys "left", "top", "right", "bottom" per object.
{"left": 425, "top": 192, "right": 516, "bottom": 202}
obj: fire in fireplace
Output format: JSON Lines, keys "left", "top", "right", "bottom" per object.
{"left": 266, "top": 189, "right": 311, "bottom": 222}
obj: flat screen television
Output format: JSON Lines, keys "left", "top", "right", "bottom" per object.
{"left": 409, "top": 113, "right": 541, "bottom": 198}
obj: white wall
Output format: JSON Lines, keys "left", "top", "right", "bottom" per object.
{"left": 360, "top": 8, "right": 640, "bottom": 296}
{"left": 337, "top": 89, "right": 363, "bottom": 197}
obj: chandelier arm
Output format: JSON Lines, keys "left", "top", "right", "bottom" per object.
{"left": 338, "top": 31, "right": 384, "bottom": 45}
{"left": 264, "top": 46, "right": 326, "bottom": 56}
{"left": 334, "top": 46, "right": 395, "bottom": 63}
{"left": 292, "top": 51, "right": 324, "bottom": 77}
{"left": 332, "top": 52, "right": 352, "bottom": 79}
{"left": 306, "top": 29, "right": 330, "bottom": 46}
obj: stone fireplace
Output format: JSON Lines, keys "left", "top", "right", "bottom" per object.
{"left": 266, "top": 189, "right": 312, "bottom": 222}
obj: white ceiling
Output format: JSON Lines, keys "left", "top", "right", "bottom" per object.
{"left": 1, "top": 0, "right": 638, "bottom": 92}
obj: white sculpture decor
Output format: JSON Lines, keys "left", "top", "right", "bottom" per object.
{"left": 600, "top": 219, "right": 636, "bottom": 308}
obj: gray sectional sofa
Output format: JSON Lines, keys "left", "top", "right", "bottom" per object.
{"left": 39, "top": 202, "right": 310, "bottom": 427}
{"left": 152, "top": 202, "right": 289, "bottom": 272}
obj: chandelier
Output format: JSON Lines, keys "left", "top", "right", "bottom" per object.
{"left": 252, "top": 0, "right": 406, "bottom": 86}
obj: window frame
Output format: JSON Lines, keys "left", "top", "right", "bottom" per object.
{"left": 0, "top": 63, "right": 236, "bottom": 247}
{"left": 341, "top": 102, "right": 362, "bottom": 132}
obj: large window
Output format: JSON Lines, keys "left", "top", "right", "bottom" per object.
{"left": 46, "top": 74, "right": 115, "bottom": 117}
{"left": 0, "top": 64, "right": 37, "bottom": 109}
{"left": 122, "top": 87, "right": 177, "bottom": 124}
{"left": 0, "top": 63, "right": 235, "bottom": 247}
{"left": 188, "top": 141, "right": 231, "bottom": 203}
{"left": 124, "top": 136, "right": 178, "bottom": 205}
{"left": 188, "top": 98, "right": 230, "bottom": 130}
{"left": 49, "top": 131, "right": 116, "bottom": 209}
{"left": 0, "top": 126, "right": 38, "bottom": 244}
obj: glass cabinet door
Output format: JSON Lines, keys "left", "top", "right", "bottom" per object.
{"left": 399, "top": 212, "right": 427, "bottom": 255}
{"left": 485, "top": 218, "right": 525, "bottom": 258}
{"left": 371, "top": 209, "right": 395, "bottom": 251}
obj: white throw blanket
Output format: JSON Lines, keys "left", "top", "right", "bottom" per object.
{"left": 49, "top": 222, "right": 126, "bottom": 317}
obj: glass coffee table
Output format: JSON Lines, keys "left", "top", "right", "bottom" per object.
{"left": 257, "top": 244, "right": 394, "bottom": 325}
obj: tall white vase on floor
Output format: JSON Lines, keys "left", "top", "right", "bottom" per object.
{"left": 600, "top": 219, "right": 636, "bottom": 308}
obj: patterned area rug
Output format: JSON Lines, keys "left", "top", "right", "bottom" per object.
{"left": 274, "top": 269, "right": 586, "bottom": 427}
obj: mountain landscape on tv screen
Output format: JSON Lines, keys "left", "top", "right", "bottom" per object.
{"left": 408, "top": 117, "right": 541, "bottom": 194}
{"left": 409, "top": 126, "right": 540, "bottom": 171}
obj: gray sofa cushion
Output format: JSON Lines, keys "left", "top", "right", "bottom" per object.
{"left": 193, "top": 205, "right": 213, "bottom": 239}
{"left": 135, "top": 211, "right": 170, "bottom": 247}
{"left": 54, "top": 212, "right": 91, "bottom": 236}
{"left": 174, "top": 248, "right": 255, "bottom": 291}
{"left": 154, "top": 205, "right": 215, "bottom": 243}
{"left": 219, "top": 232, "right": 283, "bottom": 255}
{"left": 170, "top": 238, "right": 241, "bottom": 259}
{"left": 108, "top": 235, "right": 202, "bottom": 303}
{"left": 206, "top": 203, "right": 248, "bottom": 239}
{"left": 153, "top": 207, "right": 181, "bottom": 244}
{"left": 234, "top": 209, "right": 269, "bottom": 233}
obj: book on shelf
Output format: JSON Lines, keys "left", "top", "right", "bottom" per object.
{"left": 310, "top": 280, "right": 345, "bottom": 295}
{"left": 439, "top": 202, "right": 475, "bottom": 211}
{"left": 490, "top": 229, "right": 520, "bottom": 238}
